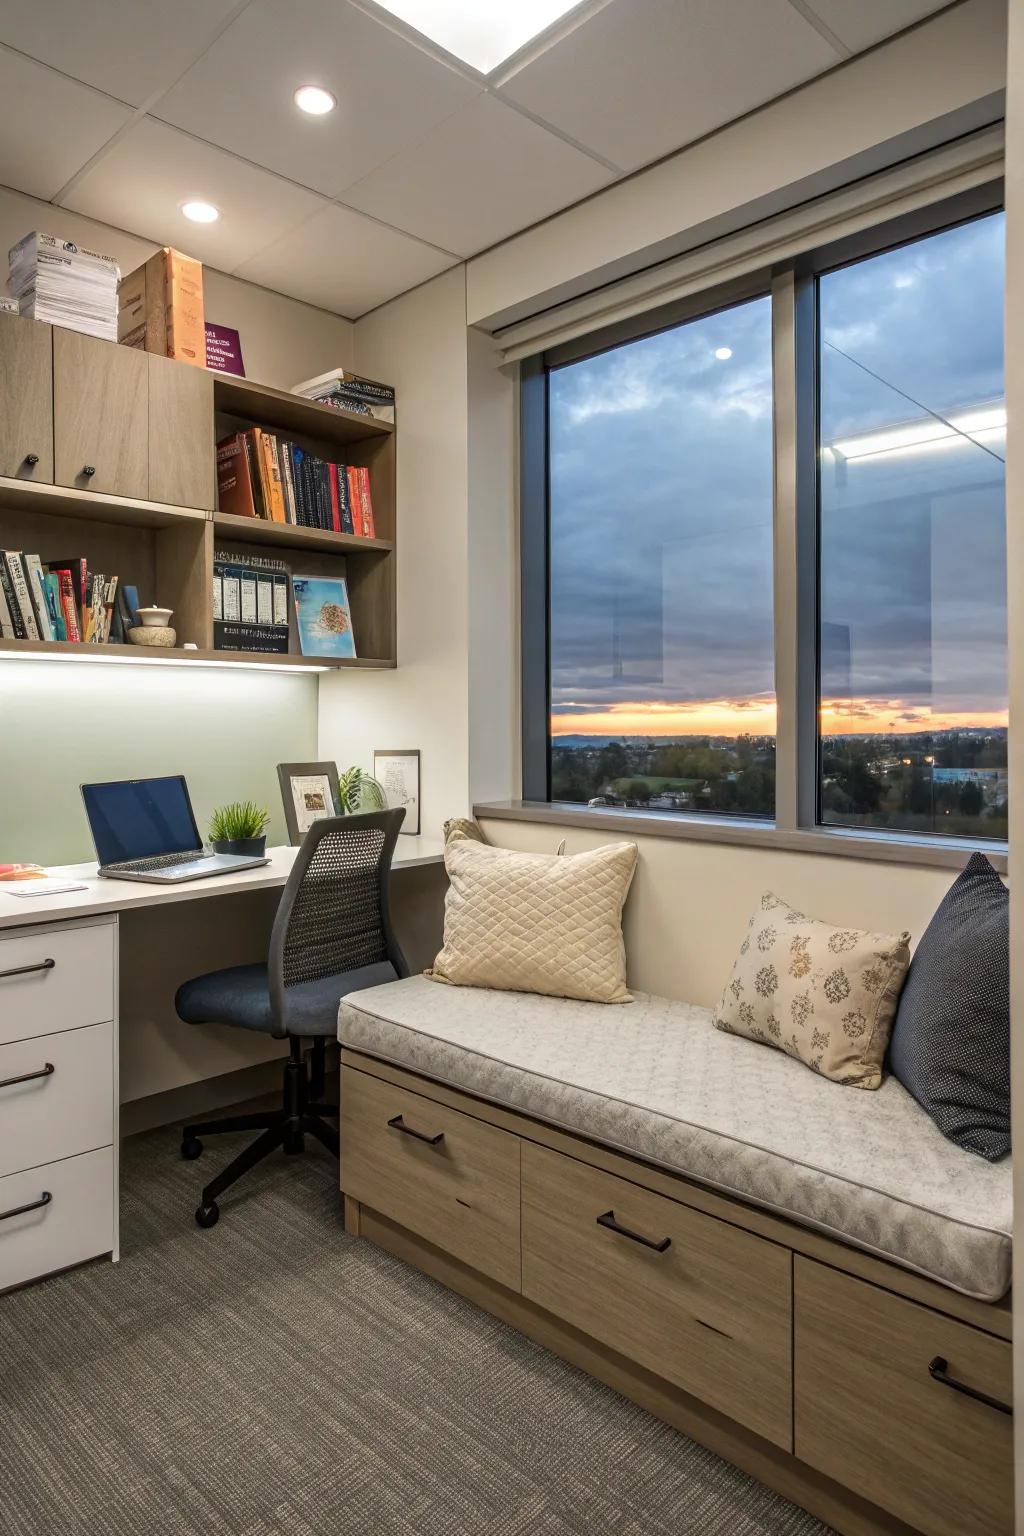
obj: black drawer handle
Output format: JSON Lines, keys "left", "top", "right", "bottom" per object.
{"left": 0, "top": 1190, "right": 52, "bottom": 1222}
{"left": 0, "top": 1062, "right": 54, "bottom": 1090}
{"left": 0, "top": 958, "right": 55, "bottom": 981}
{"left": 387, "top": 1113, "right": 444, "bottom": 1146}
{"left": 81, "top": 464, "right": 96, "bottom": 477}
{"left": 23, "top": 453, "right": 39, "bottom": 467}
{"left": 928, "top": 1357, "right": 1012, "bottom": 1416}
{"left": 597, "top": 1209, "right": 671, "bottom": 1252}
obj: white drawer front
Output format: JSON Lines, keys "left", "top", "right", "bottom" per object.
{"left": 0, "top": 1021, "right": 114, "bottom": 1179}
{"left": 0, "top": 1146, "right": 114, "bottom": 1293}
{"left": 0, "top": 920, "right": 115, "bottom": 1046}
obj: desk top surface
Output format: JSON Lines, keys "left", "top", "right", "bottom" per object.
{"left": 0, "top": 838, "right": 446, "bottom": 931}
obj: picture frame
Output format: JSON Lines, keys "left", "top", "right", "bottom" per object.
{"left": 373, "top": 750, "right": 420, "bottom": 835}
{"left": 276, "top": 761, "right": 340, "bottom": 845}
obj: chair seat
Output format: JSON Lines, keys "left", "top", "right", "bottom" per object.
{"left": 176, "top": 960, "right": 399, "bottom": 1037}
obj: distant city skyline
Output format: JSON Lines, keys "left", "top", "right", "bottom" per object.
{"left": 551, "top": 696, "right": 1009, "bottom": 739}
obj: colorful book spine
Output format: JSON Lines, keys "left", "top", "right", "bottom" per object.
{"left": 0, "top": 558, "right": 19, "bottom": 637}
{"left": 4, "top": 552, "right": 38, "bottom": 639}
{"left": 22, "top": 553, "right": 53, "bottom": 641}
{"left": 55, "top": 570, "right": 81, "bottom": 641}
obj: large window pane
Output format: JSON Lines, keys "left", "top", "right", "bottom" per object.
{"left": 818, "top": 212, "right": 1007, "bottom": 841}
{"left": 548, "top": 296, "right": 775, "bottom": 818}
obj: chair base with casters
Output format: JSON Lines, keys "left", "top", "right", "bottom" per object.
{"left": 174, "top": 811, "right": 409, "bottom": 1228}
{"left": 180, "top": 1037, "right": 340, "bottom": 1228}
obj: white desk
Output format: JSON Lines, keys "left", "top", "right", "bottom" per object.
{"left": 0, "top": 839, "right": 444, "bottom": 1293}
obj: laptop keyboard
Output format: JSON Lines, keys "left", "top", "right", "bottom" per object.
{"left": 104, "top": 850, "right": 212, "bottom": 874}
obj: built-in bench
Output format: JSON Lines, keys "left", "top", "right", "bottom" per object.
{"left": 338, "top": 977, "right": 1013, "bottom": 1536}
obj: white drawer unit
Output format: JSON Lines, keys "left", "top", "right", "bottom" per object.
{"left": 0, "top": 917, "right": 115, "bottom": 1046}
{"left": 0, "top": 1146, "right": 115, "bottom": 1293}
{"left": 0, "top": 1020, "right": 115, "bottom": 1179}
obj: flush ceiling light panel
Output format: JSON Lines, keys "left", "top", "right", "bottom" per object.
{"left": 181, "top": 200, "right": 220, "bottom": 223}
{"left": 371, "top": 0, "right": 586, "bottom": 74}
{"left": 294, "top": 84, "right": 337, "bottom": 114}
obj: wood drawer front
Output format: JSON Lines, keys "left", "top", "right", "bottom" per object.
{"left": 521, "top": 1142, "right": 793, "bottom": 1449}
{"left": 0, "top": 1146, "right": 114, "bottom": 1293}
{"left": 341, "top": 1067, "right": 521, "bottom": 1291}
{"left": 0, "top": 921, "right": 115, "bottom": 1046}
{"left": 794, "top": 1258, "right": 1012, "bottom": 1536}
{"left": 53, "top": 329, "right": 149, "bottom": 497}
{"left": 0, "top": 1021, "right": 114, "bottom": 1179}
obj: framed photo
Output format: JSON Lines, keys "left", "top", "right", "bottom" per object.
{"left": 374, "top": 750, "right": 420, "bottom": 835}
{"left": 277, "top": 761, "right": 340, "bottom": 845}
{"left": 292, "top": 574, "right": 356, "bottom": 659}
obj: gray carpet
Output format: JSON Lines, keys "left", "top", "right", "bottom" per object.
{"left": 0, "top": 1126, "right": 833, "bottom": 1536}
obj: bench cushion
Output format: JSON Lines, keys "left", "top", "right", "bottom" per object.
{"left": 339, "top": 977, "right": 1011, "bottom": 1302}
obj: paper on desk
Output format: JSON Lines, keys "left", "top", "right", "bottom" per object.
{"left": 2, "top": 879, "right": 89, "bottom": 898}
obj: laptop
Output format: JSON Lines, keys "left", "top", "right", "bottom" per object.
{"left": 81, "top": 775, "right": 270, "bottom": 884}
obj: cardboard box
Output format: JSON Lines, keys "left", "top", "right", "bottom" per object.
{"left": 118, "top": 248, "right": 205, "bottom": 366}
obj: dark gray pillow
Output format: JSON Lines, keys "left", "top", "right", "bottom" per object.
{"left": 888, "top": 852, "right": 1009, "bottom": 1161}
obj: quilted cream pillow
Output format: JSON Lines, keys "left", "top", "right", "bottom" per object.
{"left": 714, "top": 892, "right": 911, "bottom": 1088}
{"left": 429, "top": 840, "right": 637, "bottom": 1003}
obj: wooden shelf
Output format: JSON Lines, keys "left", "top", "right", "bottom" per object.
{"left": 0, "top": 475, "right": 206, "bottom": 530}
{"left": 213, "top": 374, "right": 392, "bottom": 446}
{"left": 212, "top": 509, "right": 392, "bottom": 555}
{"left": 0, "top": 638, "right": 396, "bottom": 669}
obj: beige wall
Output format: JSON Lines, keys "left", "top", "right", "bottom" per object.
{"left": 466, "top": 0, "right": 1007, "bottom": 330}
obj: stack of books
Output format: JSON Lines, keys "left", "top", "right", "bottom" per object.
{"left": 9, "top": 232, "right": 120, "bottom": 342}
{"left": 292, "top": 368, "right": 395, "bottom": 425}
{"left": 216, "top": 429, "right": 376, "bottom": 536}
{"left": 0, "top": 550, "right": 137, "bottom": 643}
{"left": 212, "top": 550, "right": 289, "bottom": 655}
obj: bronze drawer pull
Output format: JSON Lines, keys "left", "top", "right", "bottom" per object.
{"left": 0, "top": 1062, "right": 54, "bottom": 1091}
{"left": 597, "top": 1209, "right": 671, "bottom": 1252}
{"left": 928, "top": 1357, "right": 1012, "bottom": 1416}
{"left": 387, "top": 1114, "right": 444, "bottom": 1146}
{"left": 0, "top": 958, "right": 55, "bottom": 981}
{"left": 0, "top": 1190, "right": 52, "bottom": 1222}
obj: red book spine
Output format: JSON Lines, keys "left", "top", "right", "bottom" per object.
{"left": 328, "top": 463, "right": 342, "bottom": 533}
{"left": 56, "top": 570, "right": 81, "bottom": 641}
{"left": 346, "top": 466, "right": 363, "bottom": 536}
{"left": 358, "top": 466, "right": 375, "bottom": 538}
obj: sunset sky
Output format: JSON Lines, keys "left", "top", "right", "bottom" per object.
{"left": 548, "top": 212, "right": 1007, "bottom": 743}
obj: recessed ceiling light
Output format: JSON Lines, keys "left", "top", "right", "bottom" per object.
{"left": 370, "top": 0, "right": 583, "bottom": 74}
{"left": 294, "top": 84, "right": 336, "bottom": 115}
{"left": 181, "top": 200, "right": 219, "bottom": 224}
{"left": 714, "top": 347, "right": 733, "bottom": 361}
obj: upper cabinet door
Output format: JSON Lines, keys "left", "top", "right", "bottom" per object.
{"left": 0, "top": 315, "right": 54, "bottom": 482}
{"left": 148, "top": 354, "right": 215, "bottom": 509}
{"left": 53, "top": 330, "right": 148, "bottom": 499}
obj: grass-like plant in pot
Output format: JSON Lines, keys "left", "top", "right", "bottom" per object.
{"left": 209, "top": 800, "right": 271, "bottom": 857}
{"left": 337, "top": 766, "right": 387, "bottom": 813}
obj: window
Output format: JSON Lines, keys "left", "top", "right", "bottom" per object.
{"left": 547, "top": 295, "right": 776, "bottom": 819}
{"left": 817, "top": 212, "right": 1007, "bottom": 841}
{"left": 522, "top": 185, "right": 1007, "bottom": 857}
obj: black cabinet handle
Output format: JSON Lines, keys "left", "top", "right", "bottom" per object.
{"left": 596, "top": 1210, "right": 671, "bottom": 1252}
{"left": 0, "top": 1190, "right": 51, "bottom": 1222}
{"left": 23, "top": 453, "right": 39, "bottom": 467}
{"left": 0, "top": 1062, "right": 54, "bottom": 1091}
{"left": 0, "top": 958, "right": 55, "bottom": 981}
{"left": 928, "top": 1357, "right": 1012, "bottom": 1416}
{"left": 387, "top": 1113, "right": 444, "bottom": 1146}
{"left": 82, "top": 465, "right": 96, "bottom": 477}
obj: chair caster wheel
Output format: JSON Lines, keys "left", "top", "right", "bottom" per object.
{"left": 195, "top": 1201, "right": 219, "bottom": 1228}
{"left": 181, "top": 1136, "right": 203, "bottom": 1160}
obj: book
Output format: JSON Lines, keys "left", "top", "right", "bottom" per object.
{"left": 55, "top": 569, "right": 80, "bottom": 641}
{"left": 216, "top": 433, "right": 258, "bottom": 518}
{"left": 292, "top": 574, "right": 356, "bottom": 659}
{"left": 293, "top": 368, "right": 395, "bottom": 403}
{"left": 22, "top": 553, "right": 53, "bottom": 641}
{"left": 4, "top": 552, "right": 38, "bottom": 639}
{"left": 0, "top": 557, "right": 21, "bottom": 638}
{"left": 356, "top": 466, "right": 375, "bottom": 538}
{"left": 47, "top": 559, "right": 88, "bottom": 635}
{"left": 346, "top": 467, "right": 363, "bottom": 537}
{"left": 42, "top": 573, "right": 66, "bottom": 642}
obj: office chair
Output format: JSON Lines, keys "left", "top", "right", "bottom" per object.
{"left": 175, "top": 810, "right": 408, "bottom": 1228}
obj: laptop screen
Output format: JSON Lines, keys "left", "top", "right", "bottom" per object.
{"left": 81, "top": 776, "right": 202, "bottom": 866}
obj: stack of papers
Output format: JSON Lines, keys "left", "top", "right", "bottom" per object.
{"left": 9, "top": 232, "right": 120, "bottom": 342}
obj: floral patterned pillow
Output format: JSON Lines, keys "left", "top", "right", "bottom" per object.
{"left": 713, "top": 893, "right": 911, "bottom": 1088}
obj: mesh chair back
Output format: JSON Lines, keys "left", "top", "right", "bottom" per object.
{"left": 268, "top": 811, "right": 408, "bottom": 1022}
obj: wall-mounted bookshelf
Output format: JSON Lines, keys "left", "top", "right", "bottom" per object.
{"left": 0, "top": 313, "right": 397, "bottom": 669}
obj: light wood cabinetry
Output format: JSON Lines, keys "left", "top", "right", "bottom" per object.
{"left": 0, "top": 315, "right": 53, "bottom": 482}
{"left": 148, "top": 354, "right": 215, "bottom": 510}
{"left": 53, "top": 330, "right": 149, "bottom": 498}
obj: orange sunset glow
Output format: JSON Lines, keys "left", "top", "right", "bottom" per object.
{"left": 551, "top": 697, "right": 1009, "bottom": 737}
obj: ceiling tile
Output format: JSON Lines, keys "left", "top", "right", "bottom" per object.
{"left": 235, "top": 203, "right": 457, "bottom": 317}
{"left": 0, "top": 0, "right": 243, "bottom": 109}
{"left": 342, "top": 94, "right": 612, "bottom": 257}
{"left": 155, "top": 0, "right": 481, "bottom": 199}
{"left": 0, "top": 47, "right": 131, "bottom": 200}
{"left": 62, "top": 118, "right": 324, "bottom": 271}
{"left": 797, "top": 0, "right": 949, "bottom": 53}
{"left": 499, "top": 0, "right": 841, "bottom": 173}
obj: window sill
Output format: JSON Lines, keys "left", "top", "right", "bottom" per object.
{"left": 473, "top": 800, "right": 1007, "bottom": 874}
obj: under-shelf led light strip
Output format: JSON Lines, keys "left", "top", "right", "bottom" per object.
{"left": 0, "top": 650, "right": 329, "bottom": 673}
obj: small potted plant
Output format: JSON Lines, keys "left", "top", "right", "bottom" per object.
{"left": 208, "top": 800, "right": 270, "bottom": 857}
